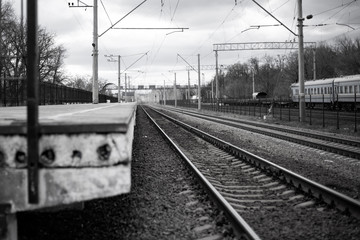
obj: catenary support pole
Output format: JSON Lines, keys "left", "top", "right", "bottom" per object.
{"left": 215, "top": 50, "right": 219, "bottom": 107}
{"left": 174, "top": 72, "right": 177, "bottom": 108}
{"left": 198, "top": 54, "right": 201, "bottom": 110}
{"left": 187, "top": 70, "right": 190, "bottom": 100}
{"left": 313, "top": 48, "right": 316, "bottom": 80}
{"left": 163, "top": 80, "right": 166, "bottom": 105}
{"left": 298, "top": 0, "right": 305, "bottom": 122}
{"left": 124, "top": 73, "right": 127, "bottom": 101}
{"left": 118, "top": 55, "right": 121, "bottom": 102}
{"left": 92, "top": 0, "right": 99, "bottom": 103}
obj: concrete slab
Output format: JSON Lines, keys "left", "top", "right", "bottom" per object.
{"left": 0, "top": 103, "right": 136, "bottom": 213}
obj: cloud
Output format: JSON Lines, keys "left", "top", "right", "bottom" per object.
{"left": 12, "top": 0, "right": 360, "bottom": 86}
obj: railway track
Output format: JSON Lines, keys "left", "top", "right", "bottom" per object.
{"left": 142, "top": 105, "right": 360, "bottom": 240}
{"left": 157, "top": 106, "right": 360, "bottom": 160}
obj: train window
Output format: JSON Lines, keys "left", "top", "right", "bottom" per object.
{"left": 349, "top": 86, "right": 353, "bottom": 93}
{"left": 318, "top": 88, "right": 320, "bottom": 94}
{"left": 339, "top": 86, "right": 343, "bottom": 93}
{"left": 355, "top": 86, "right": 358, "bottom": 93}
{"left": 330, "top": 87, "right": 333, "bottom": 94}
{"left": 344, "top": 86, "right": 348, "bottom": 93}
{"left": 321, "top": 88, "right": 323, "bottom": 94}
{"left": 324, "top": 88, "right": 327, "bottom": 94}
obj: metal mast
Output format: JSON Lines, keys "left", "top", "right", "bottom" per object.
{"left": 298, "top": 0, "right": 305, "bottom": 122}
{"left": 92, "top": 0, "right": 99, "bottom": 103}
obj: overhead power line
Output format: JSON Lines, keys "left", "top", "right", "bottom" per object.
{"left": 100, "top": 0, "right": 113, "bottom": 25}
{"left": 313, "top": 0, "right": 357, "bottom": 17}
{"left": 251, "top": 0, "right": 297, "bottom": 36}
{"left": 177, "top": 54, "right": 197, "bottom": 73}
{"left": 171, "top": 0, "right": 181, "bottom": 21}
{"left": 99, "top": 0, "right": 148, "bottom": 38}
{"left": 122, "top": 52, "right": 149, "bottom": 74}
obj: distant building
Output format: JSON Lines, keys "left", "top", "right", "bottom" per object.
{"left": 122, "top": 91, "right": 135, "bottom": 102}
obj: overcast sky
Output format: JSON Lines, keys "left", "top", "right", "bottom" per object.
{"left": 13, "top": 0, "right": 360, "bottom": 87}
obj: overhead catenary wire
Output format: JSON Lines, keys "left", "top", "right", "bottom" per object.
{"left": 312, "top": 0, "right": 357, "bottom": 17}
{"left": 251, "top": 0, "right": 297, "bottom": 36}
{"left": 100, "top": 0, "right": 113, "bottom": 25}
{"left": 121, "top": 51, "right": 149, "bottom": 74}
{"left": 319, "top": 0, "right": 356, "bottom": 25}
{"left": 304, "top": 1, "right": 359, "bottom": 42}
{"left": 177, "top": 53, "right": 197, "bottom": 73}
{"left": 98, "top": 0, "right": 148, "bottom": 38}
{"left": 197, "top": 0, "right": 293, "bottom": 65}
{"left": 171, "top": 0, "right": 181, "bottom": 21}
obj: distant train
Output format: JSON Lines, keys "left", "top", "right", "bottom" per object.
{"left": 291, "top": 74, "right": 360, "bottom": 110}
{"left": 222, "top": 75, "right": 360, "bottom": 111}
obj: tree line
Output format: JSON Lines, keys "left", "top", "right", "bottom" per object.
{"left": 2, "top": 2, "right": 359, "bottom": 100}
{"left": 0, "top": 2, "right": 110, "bottom": 93}
{"left": 207, "top": 37, "right": 360, "bottom": 99}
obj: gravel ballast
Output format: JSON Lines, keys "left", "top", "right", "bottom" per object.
{"left": 17, "top": 107, "right": 234, "bottom": 240}
{"left": 147, "top": 106, "right": 360, "bottom": 240}
{"left": 157, "top": 106, "right": 360, "bottom": 201}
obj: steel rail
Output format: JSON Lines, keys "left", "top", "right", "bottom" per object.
{"left": 148, "top": 106, "right": 360, "bottom": 220}
{"left": 141, "top": 106, "right": 262, "bottom": 240}
{"left": 165, "top": 108, "right": 360, "bottom": 159}
{"left": 170, "top": 107, "right": 360, "bottom": 147}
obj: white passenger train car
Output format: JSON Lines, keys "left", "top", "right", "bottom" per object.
{"left": 290, "top": 74, "right": 360, "bottom": 110}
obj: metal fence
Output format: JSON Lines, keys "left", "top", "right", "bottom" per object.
{"left": 0, "top": 79, "right": 117, "bottom": 106}
{"left": 162, "top": 97, "right": 359, "bottom": 133}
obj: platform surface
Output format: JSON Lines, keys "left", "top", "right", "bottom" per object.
{"left": 0, "top": 103, "right": 137, "bottom": 213}
{"left": 0, "top": 103, "right": 137, "bottom": 134}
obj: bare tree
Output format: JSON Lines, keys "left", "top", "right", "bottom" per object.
{"left": 1, "top": 2, "right": 66, "bottom": 84}
{"left": 37, "top": 28, "right": 66, "bottom": 83}
{"left": 335, "top": 37, "right": 360, "bottom": 75}
{"left": 66, "top": 75, "right": 112, "bottom": 95}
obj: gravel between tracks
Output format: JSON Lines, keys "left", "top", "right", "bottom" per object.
{"left": 18, "top": 108, "right": 235, "bottom": 240}
{"left": 158, "top": 106, "right": 360, "bottom": 201}
{"left": 150, "top": 106, "right": 360, "bottom": 240}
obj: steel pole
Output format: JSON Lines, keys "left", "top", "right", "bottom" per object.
{"left": 211, "top": 79, "right": 214, "bottom": 99}
{"left": 313, "top": 48, "right": 316, "bottom": 80}
{"left": 174, "top": 72, "right": 177, "bottom": 108}
{"left": 124, "top": 73, "right": 127, "bottom": 101}
{"left": 27, "top": 0, "right": 39, "bottom": 204}
{"left": 252, "top": 70, "right": 255, "bottom": 94}
{"left": 298, "top": 0, "right": 305, "bottom": 122}
{"left": 215, "top": 50, "right": 219, "bottom": 109}
{"left": 215, "top": 50, "right": 219, "bottom": 100}
{"left": 118, "top": 55, "right": 121, "bottom": 102}
{"left": 92, "top": 0, "right": 99, "bottom": 103}
{"left": 198, "top": 54, "right": 201, "bottom": 110}
{"left": 187, "top": 70, "right": 190, "bottom": 100}
{"left": 163, "top": 80, "right": 166, "bottom": 105}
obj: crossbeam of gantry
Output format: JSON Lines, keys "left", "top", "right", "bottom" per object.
{"left": 185, "top": 65, "right": 229, "bottom": 71}
{"left": 213, "top": 42, "right": 316, "bottom": 51}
